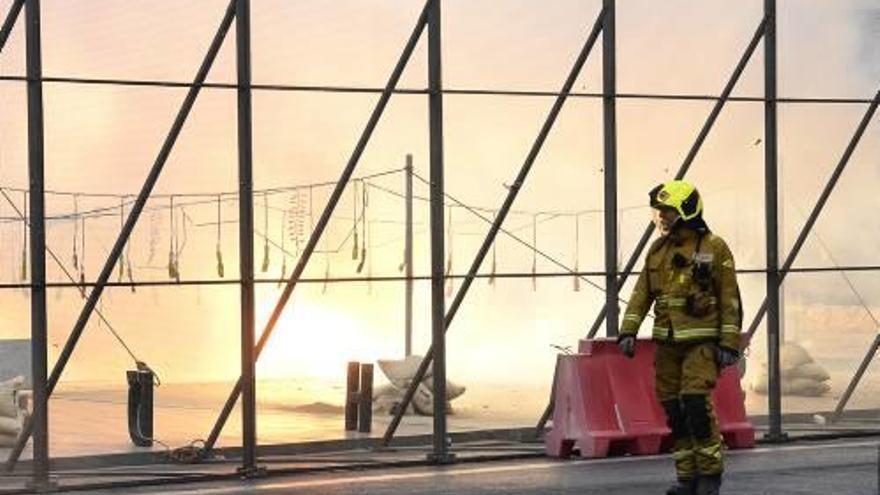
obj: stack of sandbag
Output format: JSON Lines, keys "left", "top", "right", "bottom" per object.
{"left": 750, "top": 342, "right": 831, "bottom": 397}
{"left": 0, "top": 376, "right": 26, "bottom": 447}
{"left": 373, "top": 355, "right": 466, "bottom": 415}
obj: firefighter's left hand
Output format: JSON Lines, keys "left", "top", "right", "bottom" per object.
{"left": 715, "top": 345, "right": 739, "bottom": 368}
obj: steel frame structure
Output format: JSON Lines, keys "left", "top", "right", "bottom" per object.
{"left": 0, "top": 0, "right": 878, "bottom": 490}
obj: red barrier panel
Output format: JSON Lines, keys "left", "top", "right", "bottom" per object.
{"left": 545, "top": 338, "right": 754, "bottom": 458}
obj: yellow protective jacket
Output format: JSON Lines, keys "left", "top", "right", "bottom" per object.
{"left": 620, "top": 228, "right": 742, "bottom": 350}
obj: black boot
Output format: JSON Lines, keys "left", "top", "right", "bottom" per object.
{"left": 695, "top": 474, "right": 722, "bottom": 495}
{"left": 665, "top": 478, "right": 696, "bottom": 495}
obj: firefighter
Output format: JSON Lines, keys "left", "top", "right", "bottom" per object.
{"left": 617, "top": 180, "right": 742, "bottom": 495}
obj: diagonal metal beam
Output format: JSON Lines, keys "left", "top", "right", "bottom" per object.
{"left": 744, "top": 88, "right": 880, "bottom": 341}
{"left": 200, "top": 0, "right": 436, "bottom": 457}
{"left": 4, "top": 0, "right": 238, "bottom": 471}
{"left": 585, "top": 16, "right": 768, "bottom": 339}
{"left": 382, "top": 6, "right": 607, "bottom": 447}
{"left": 0, "top": 0, "right": 24, "bottom": 53}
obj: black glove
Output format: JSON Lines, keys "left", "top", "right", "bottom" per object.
{"left": 618, "top": 335, "right": 636, "bottom": 358}
{"left": 715, "top": 345, "right": 739, "bottom": 368}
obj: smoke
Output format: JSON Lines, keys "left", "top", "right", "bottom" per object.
{"left": 854, "top": 4, "right": 880, "bottom": 81}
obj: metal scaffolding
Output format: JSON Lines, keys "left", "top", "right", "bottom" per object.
{"left": 0, "top": 0, "right": 878, "bottom": 491}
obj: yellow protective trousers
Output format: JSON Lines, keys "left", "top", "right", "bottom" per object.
{"left": 655, "top": 342, "right": 725, "bottom": 479}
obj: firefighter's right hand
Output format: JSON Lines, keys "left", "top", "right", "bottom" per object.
{"left": 617, "top": 335, "right": 636, "bottom": 358}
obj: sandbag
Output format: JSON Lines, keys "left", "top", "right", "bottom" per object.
{"left": 0, "top": 432, "right": 17, "bottom": 447}
{"left": 781, "top": 343, "right": 813, "bottom": 370}
{"left": 0, "top": 376, "right": 25, "bottom": 419}
{"left": 788, "top": 362, "right": 831, "bottom": 382}
{"left": 0, "top": 416, "right": 21, "bottom": 436}
{"left": 447, "top": 380, "right": 466, "bottom": 400}
{"left": 412, "top": 382, "right": 435, "bottom": 415}
{"left": 372, "top": 383, "right": 415, "bottom": 415}
{"left": 750, "top": 371, "right": 831, "bottom": 397}
{"left": 377, "top": 356, "right": 432, "bottom": 389}
{"left": 0, "top": 390, "right": 17, "bottom": 419}
{"left": 784, "top": 378, "right": 831, "bottom": 397}
{"left": 0, "top": 376, "right": 26, "bottom": 390}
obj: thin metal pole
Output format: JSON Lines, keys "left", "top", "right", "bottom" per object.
{"left": 0, "top": 0, "right": 24, "bottom": 52}
{"left": 4, "top": 0, "right": 238, "bottom": 471}
{"left": 602, "top": 0, "right": 618, "bottom": 337}
{"left": 382, "top": 7, "right": 607, "bottom": 446}
{"left": 586, "top": 17, "right": 767, "bottom": 339}
{"left": 832, "top": 335, "right": 880, "bottom": 422}
{"left": 426, "top": 0, "right": 451, "bottom": 464}
{"left": 25, "top": 0, "right": 49, "bottom": 489}
{"left": 235, "top": 0, "right": 260, "bottom": 476}
{"left": 763, "top": 0, "right": 784, "bottom": 443}
{"left": 405, "top": 154, "right": 414, "bottom": 357}
{"left": 745, "top": 89, "right": 880, "bottom": 341}
{"left": 200, "top": 0, "right": 434, "bottom": 457}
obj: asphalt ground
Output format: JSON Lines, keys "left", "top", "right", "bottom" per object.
{"left": 85, "top": 437, "right": 879, "bottom": 495}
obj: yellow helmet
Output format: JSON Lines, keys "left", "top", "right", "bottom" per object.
{"left": 649, "top": 180, "right": 703, "bottom": 221}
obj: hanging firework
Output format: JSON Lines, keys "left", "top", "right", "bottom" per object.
{"left": 118, "top": 198, "right": 125, "bottom": 283}
{"left": 126, "top": 211, "right": 136, "bottom": 294}
{"left": 261, "top": 192, "right": 270, "bottom": 273}
{"left": 489, "top": 211, "right": 497, "bottom": 286}
{"left": 167, "top": 196, "right": 178, "bottom": 281}
{"left": 216, "top": 195, "right": 225, "bottom": 278}
{"left": 351, "top": 181, "right": 359, "bottom": 260}
{"left": 176, "top": 206, "right": 187, "bottom": 282}
{"left": 356, "top": 183, "right": 368, "bottom": 274}
{"left": 72, "top": 195, "right": 79, "bottom": 271}
{"left": 147, "top": 209, "right": 159, "bottom": 264}
{"left": 573, "top": 214, "right": 581, "bottom": 292}
{"left": 79, "top": 215, "right": 87, "bottom": 291}
{"left": 20, "top": 192, "right": 27, "bottom": 281}
{"left": 366, "top": 220, "right": 373, "bottom": 294}
{"left": 445, "top": 205, "right": 453, "bottom": 297}
{"left": 278, "top": 210, "right": 287, "bottom": 288}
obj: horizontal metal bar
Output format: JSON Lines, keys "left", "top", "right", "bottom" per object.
{"left": 0, "top": 264, "right": 878, "bottom": 290}
{"left": 0, "top": 75, "right": 875, "bottom": 105}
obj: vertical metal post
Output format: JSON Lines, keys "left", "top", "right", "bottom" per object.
{"left": 427, "top": 0, "right": 451, "bottom": 464}
{"left": 764, "top": 0, "right": 785, "bottom": 442}
{"left": 25, "top": 0, "right": 50, "bottom": 489}
{"left": 235, "top": 0, "right": 261, "bottom": 475}
{"left": 405, "top": 155, "right": 414, "bottom": 357}
{"left": 602, "top": 0, "right": 618, "bottom": 338}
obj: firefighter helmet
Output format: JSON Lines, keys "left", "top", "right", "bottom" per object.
{"left": 649, "top": 180, "right": 703, "bottom": 221}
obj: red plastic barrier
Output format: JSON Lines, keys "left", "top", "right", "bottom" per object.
{"left": 545, "top": 338, "right": 754, "bottom": 459}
